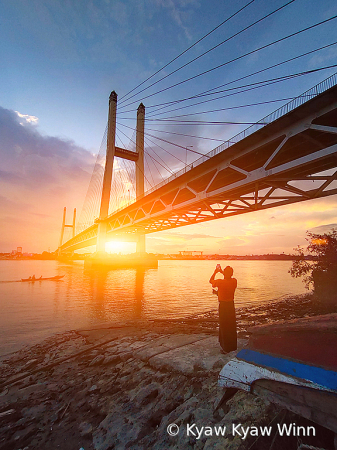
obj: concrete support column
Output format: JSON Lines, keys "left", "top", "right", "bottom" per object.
{"left": 97, "top": 91, "right": 117, "bottom": 253}
{"left": 136, "top": 103, "right": 146, "bottom": 253}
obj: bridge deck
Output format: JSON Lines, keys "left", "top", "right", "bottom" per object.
{"left": 60, "top": 77, "right": 337, "bottom": 252}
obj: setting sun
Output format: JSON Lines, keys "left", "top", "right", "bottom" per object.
{"left": 105, "top": 241, "right": 135, "bottom": 254}
{"left": 311, "top": 238, "right": 328, "bottom": 246}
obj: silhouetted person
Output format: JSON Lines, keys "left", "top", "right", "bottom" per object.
{"left": 32, "top": 275, "right": 36, "bottom": 281}
{"left": 209, "top": 265, "right": 237, "bottom": 353}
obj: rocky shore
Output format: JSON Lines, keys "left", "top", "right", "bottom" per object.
{"left": 0, "top": 293, "right": 335, "bottom": 450}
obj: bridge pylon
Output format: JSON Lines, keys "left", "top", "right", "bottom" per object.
{"left": 96, "top": 92, "right": 146, "bottom": 254}
{"left": 96, "top": 91, "right": 117, "bottom": 253}
{"left": 58, "top": 207, "right": 76, "bottom": 253}
{"left": 136, "top": 102, "right": 145, "bottom": 253}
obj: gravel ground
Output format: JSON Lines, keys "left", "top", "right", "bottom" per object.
{"left": 0, "top": 293, "right": 336, "bottom": 450}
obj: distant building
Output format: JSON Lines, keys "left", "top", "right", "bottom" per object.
{"left": 178, "top": 251, "right": 203, "bottom": 256}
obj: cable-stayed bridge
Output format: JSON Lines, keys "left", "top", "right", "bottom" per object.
{"left": 59, "top": 75, "right": 337, "bottom": 253}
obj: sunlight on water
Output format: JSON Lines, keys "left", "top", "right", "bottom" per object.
{"left": 0, "top": 259, "right": 307, "bottom": 355}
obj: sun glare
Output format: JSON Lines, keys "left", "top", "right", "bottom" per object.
{"left": 105, "top": 241, "right": 135, "bottom": 254}
{"left": 311, "top": 238, "right": 328, "bottom": 246}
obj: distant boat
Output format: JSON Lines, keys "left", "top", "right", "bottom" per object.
{"left": 21, "top": 275, "right": 64, "bottom": 282}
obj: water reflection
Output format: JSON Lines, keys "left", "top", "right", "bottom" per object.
{"left": 85, "top": 268, "right": 109, "bottom": 320}
{"left": 0, "top": 260, "right": 308, "bottom": 355}
{"left": 134, "top": 269, "right": 146, "bottom": 319}
{"left": 54, "top": 266, "right": 148, "bottom": 322}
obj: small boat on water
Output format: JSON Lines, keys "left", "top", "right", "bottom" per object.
{"left": 21, "top": 275, "right": 64, "bottom": 282}
{"left": 218, "top": 314, "right": 337, "bottom": 436}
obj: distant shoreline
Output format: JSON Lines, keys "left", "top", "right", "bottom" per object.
{"left": 0, "top": 253, "right": 314, "bottom": 261}
{"left": 158, "top": 254, "right": 310, "bottom": 261}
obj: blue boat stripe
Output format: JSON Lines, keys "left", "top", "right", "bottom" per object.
{"left": 237, "top": 349, "right": 337, "bottom": 391}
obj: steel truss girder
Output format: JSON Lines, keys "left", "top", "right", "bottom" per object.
{"left": 60, "top": 86, "right": 337, "bottom": 252}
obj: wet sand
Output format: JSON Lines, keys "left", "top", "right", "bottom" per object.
{"left": 0, "top": 293, "right": 336, "bottom": 450}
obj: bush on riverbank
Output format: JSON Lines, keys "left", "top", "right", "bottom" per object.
{"left": 289, "top": 230, "right": 337, "bottom": 300}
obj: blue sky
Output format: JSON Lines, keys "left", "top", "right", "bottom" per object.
{"left": 1, "top": 0, "right": 337, "bottom": 253}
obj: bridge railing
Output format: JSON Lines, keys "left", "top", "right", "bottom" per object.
{"left": 109, "top": 72, "right": 337, "bottom": 217}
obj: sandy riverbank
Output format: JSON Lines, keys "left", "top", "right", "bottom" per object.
{"left": 0, "top": 293, "right": 336, "bottom": 450}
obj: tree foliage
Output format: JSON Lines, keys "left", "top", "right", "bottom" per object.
{"left": 289, "top": 230, "right": 337, "bottom": 295}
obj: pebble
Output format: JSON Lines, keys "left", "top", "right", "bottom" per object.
{"left": 119, "top": 351, "right": 133, "bottom": 362}
{"left": 133, "top": 382, "right": 160, "bottom": 406}
{"left": 50, "top": 410, "right": 59, "bottom": 423}
{"left": 89, "top": 354, "right": 105, "bottom": 366}
{"left": 0, "top": 408, "right": 15, "bottom": 418}
{"left": 103, "top": 354, "right": 120, "bottom": 365}
{"left": 0, "top": 387, "right": 8, "bottom": 396}
{"left": 79, "top": 421, "right": 93, "bottom": 436}
{"left": 23, "top": 359, "right": 38, "bottom": 369}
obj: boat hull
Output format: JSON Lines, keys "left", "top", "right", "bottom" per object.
{"left": 219, "top": 349, "right": 337, "bottom": 393}
{"left": 21, "top": 275, "right": 64, "bottom": 282}
{"left": 218, "top": 314, "right": 337, "bottom": 435}
{"left": 247, "top": 313, "right": 337, "bottom": 371}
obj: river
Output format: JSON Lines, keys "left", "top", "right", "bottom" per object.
{"left": 0, "top": 259, "right": 307, "bottom": 356}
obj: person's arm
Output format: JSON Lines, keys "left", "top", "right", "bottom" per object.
{"left": 209, "top": 268, "right": 220, "bottom": 287}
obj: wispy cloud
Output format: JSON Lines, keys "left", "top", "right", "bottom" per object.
{"left": 309, "top": 223, "right": 337, "bottom": 233}
{"left": 15, "top": 111, "right": 39, "bottom": 126}
{"left": 152, "top": 0, "right": 199, "bottom": 40}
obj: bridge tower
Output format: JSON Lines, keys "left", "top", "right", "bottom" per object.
{"left": 96, "top": 92, "right": 146, "bottom": 254}
{"left": 96, "top": 91, "right": 117, "bottom": 253}
{"left": 136, "top": 103, "right": 145, "bottom": 253}
{"left": 59, "top": 207, "right": 76, "bottom": 250}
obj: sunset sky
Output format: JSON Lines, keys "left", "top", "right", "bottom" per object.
{"left": 1, "top": 0, "right": 337, "bottom": 254}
